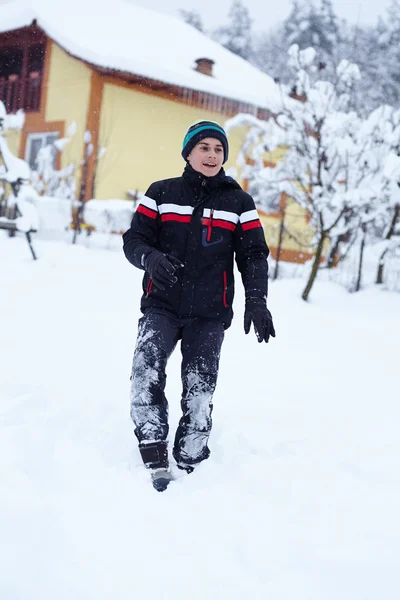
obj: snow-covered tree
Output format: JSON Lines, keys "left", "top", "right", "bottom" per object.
{"left": 372, "top": 117, "right": 400, "bottom": 286}
{"left": 285, "top": 0, "right": 340, "bottom": 56}
{"left": 251, "top": 26, "right": 288, "bottom": 83}
{"left": 336, "top": 24, "right": 378, "bottom": 115}
{"left": 179, "top": 9, "right": 204, "bottom": 32}
{"left": 31, "top": 132, "right": 76, "bottom": 201}
{"left": 335, "top": 105, "right": 400, "bottom": 290}
{"left": 252, "top": 0, "right": 343, "bottom": 88}
{"left": 213, "top": 0, "right": 253, "bottom": 60}
{"left": 375, "top": 0, "right": 400, "bottom": 108}
{"left": 226, "top": 45, "right": 400, "bottom": 300}
{"left": 250, "top": 0, "right": 400, "bottom": 115}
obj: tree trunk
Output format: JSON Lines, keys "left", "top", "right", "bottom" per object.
{"left": 72, "top": 142, "right": 90, "bottom": 244}
{"left": 375, "top": 203, "right": 400, "bottom": 284}
{"left": 91, "top": 154, "right": 99, "bottom": 199}
{"left": 326, "top": 236, "right": 340, "bottom": 269}
{"left": 273, "top": 208, "right": 285, "bottom": 280}
{"left": 355, "top": 231, "right": 366, "bottom": 292}
{"left": 376, "top": 248, "right": 388, "bottom": 285}
{"left": 302, "top": 233, "right": 326, "bottom": 301}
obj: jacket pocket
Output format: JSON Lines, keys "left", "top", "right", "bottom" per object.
{"left": 223, "top": 271, "right": 229, "bottom": 308}
{"left": 146, "top": 278, "right": 153, "bottom": 297}
{"left": 207, "top": 208, "right": 214, "bottom": 242}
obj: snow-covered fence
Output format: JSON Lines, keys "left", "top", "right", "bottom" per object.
{"left": 383, "top": 252, "right": 400, "bottom": 293}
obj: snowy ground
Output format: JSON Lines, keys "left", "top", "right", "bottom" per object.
{"left": 1, "top": 232, "right": 400, "bottom": 600}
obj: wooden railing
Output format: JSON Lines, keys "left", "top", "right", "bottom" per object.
{"left": 0, "top": 71, "right": 42, "bottom": 113}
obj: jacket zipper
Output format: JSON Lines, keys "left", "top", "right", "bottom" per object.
{"left": 223, "top": 271, "right": 228, "bottom": 308}
{"left": 146, "top": 278, "right": 153, "bottom": 297}
{"left": 207, "top": 208, "right": 214, "bottom": 242}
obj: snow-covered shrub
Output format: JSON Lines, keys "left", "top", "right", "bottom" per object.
{"left": 83, "top": 199, "right": 137, "bottom": 234}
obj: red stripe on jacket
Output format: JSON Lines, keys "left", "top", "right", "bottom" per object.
{"left": 137, "top": 205, "right": 158, "bottom": 219}
{"left": 161, "top": 214, "right": 192, "bottom": 223}
{"left": 242, "top": 220, "right": 262, "bottom": 231}
{"left": 201, "top": 218, "right": 236, "bottom": 232}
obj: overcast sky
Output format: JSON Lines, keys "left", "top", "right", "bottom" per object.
{"left": 0, "top": 0, "right": 389, "bottom": 30}
{"left": 125, "top": 0, "right": 389, "bottom": 31}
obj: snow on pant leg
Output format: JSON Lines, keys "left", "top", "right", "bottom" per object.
{"left": 130, "top": 310, "right": 180, "bottom": 466}
{"left": 173, "top": 318, "right": 224, "bottom": 465}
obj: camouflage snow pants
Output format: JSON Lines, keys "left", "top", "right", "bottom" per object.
{"left": 130, "top": 308, "right": 224, "bottom": 469}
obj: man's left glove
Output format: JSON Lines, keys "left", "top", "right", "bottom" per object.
{"left": 244, "top": 297, "right": 276, "bottom": 343}
{"left": 143, "top": 251, "right": 183, "bottom": 290}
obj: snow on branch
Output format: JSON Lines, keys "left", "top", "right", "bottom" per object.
{"left": 0, "top": 137, "right": 31, "bottom": 183}
{"left": 0, "top": 101, "right": 25, "bottom": 133}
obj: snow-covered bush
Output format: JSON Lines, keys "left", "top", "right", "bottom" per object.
{"left": 84, "top": 199, "right": 137, "bottom": 234}
{"left": 4, "top": 184, "right": 40, "bottom": 232}
{"left": 30, "top": 124, "right": 77, "bottom": 201}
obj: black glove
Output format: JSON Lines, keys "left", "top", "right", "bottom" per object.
{"left": 143, "top": 251, "right": 183, "bottom": 290}
{"left": 244, "top": 297, "right": 276, "bottom": 343}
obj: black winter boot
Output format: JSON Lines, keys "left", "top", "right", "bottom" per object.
{"left": 151, "top": 468, "right": 173, "bottom": 492}
{"left": 175, "top": 462, "right": 195, "bottom": 474}
{"left": 139, "top": 440, "right": 168, "bottom": 470}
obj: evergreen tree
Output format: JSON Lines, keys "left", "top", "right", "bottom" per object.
{"left": 179, "top": 9, "right": 204, "bottom": 33}
{"left": 213, "top": 0, "right": 253, "bottom": 60}
{"left": 340, "top": 24, "right": 383, "bottom": 114}
{"left": 284, "top": 0, "right": 340, "bottom": 56}
{"left": 251, "top": 0, "right": 396, "bottom": 115}
{"left": 252, "top": 0, "right": 342, "bottom": 85}
{"left": 251, "top": 26, "right": 289, "bottom": 83}
{"left": 375, "top": 0, "right": 400, "bottom": 108}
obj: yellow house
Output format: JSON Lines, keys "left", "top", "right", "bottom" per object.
{"left": 0, "top": 0, "right": 313, "bottom": 263}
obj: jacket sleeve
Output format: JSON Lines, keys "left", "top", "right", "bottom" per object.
{"left": 122, "top": 183, "right": 160, "bottom": 269}
{"left": 234, "top": 192, "right": 270, "bottom": 299}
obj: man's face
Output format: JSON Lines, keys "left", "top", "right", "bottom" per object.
{"left": 187, "top": 137, "right": 224, "bottom": 177}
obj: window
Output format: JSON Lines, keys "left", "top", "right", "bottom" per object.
{"left": 25, "top": 132, "right": 59, "bottom": 171}
{"left": 0, "top": 47, "right": 23, "bottom": 78}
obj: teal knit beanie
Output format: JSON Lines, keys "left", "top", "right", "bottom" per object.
{"left": 182, "top": 120, "right": 229, "bottom": 164}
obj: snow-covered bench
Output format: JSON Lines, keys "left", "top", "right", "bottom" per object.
{"left": 0, "top": 203, "right": 38, "bottom": 260}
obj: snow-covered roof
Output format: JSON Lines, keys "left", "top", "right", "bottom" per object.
{"left": 0, "top": 0, "right": 279, "bottom": 110}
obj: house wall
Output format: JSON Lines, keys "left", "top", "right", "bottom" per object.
{"left": 95, "top": 81, "right": 249, "bottom": 199}
{"left": 3, "top": 129, "right": 20, "bottom": 157}
{"left": 45, "top": 43, "right": 92, "bottom": 178}
{"left": 259, "top": 200, "right": 330, "bottom": 263}
{"left": 260, "top": 201, "right": 315, "bottom": 263}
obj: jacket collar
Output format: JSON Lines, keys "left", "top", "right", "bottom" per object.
{"left": 182, "top": 163, "right": 240, "bottom": 193}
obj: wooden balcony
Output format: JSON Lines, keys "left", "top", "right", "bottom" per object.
{"left": 0, "top": 71, "right": 42, "bottom": 113}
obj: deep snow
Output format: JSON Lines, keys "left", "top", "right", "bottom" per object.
{"left": 1, "top": 232, "right": 400, "bottom": 600}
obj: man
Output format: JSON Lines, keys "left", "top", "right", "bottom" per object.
{"left": 123, "top": 120, "right": 275, "bottom": 491}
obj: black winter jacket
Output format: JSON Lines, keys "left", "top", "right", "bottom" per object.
{"left": 123, "top": 164, "right": 270, "bottom": 329}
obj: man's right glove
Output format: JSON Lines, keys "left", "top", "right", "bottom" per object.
{"left": 142, "top": 251, "right": 183, "bottom": 290}
{"left": 244, "top": 297, "right": 276, "bottom": 343}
